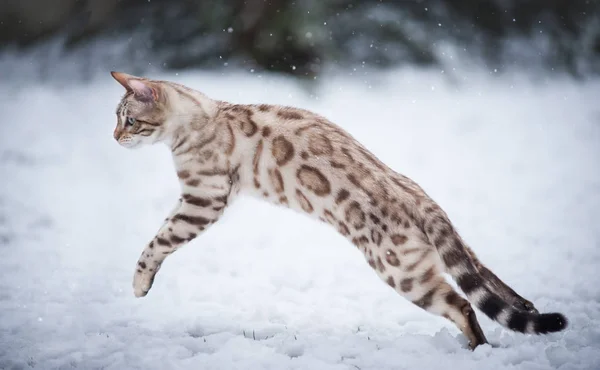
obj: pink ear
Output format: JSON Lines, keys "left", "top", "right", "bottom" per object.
{"left": 128, "top": 79, "right": 156, "bottom": 102}
{"left": 111, "top": 71, "right": 136, "bottom": 90}
{"left": 110, "top": 71, "right": 157, "bottom": 102}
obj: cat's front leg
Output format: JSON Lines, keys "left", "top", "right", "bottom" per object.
{"left": 162, "top": 197, "right": 182, "bottom": 227}
{"left": 132, "top": 193, "right": 229, "bottom": 297}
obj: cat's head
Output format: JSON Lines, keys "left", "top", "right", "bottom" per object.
{"left": 111, "top": 72, "right": 171, "bottom": 149}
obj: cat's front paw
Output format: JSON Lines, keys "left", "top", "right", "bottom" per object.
{"left": 132, "top": 269, "right": 155, "bottom": 298}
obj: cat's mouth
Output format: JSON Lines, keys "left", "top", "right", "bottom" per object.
{"left": 118, "top": 138, "right": 141, "bottom": 149}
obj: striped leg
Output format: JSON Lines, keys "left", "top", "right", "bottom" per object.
{"left": 387, "top": 261, "right": 488, "bottom": 350}
{"left": 162, "top": 197, "right": 182, "bottom": 227}
{"left": 132, "top": 194, "right": 228, "bottom": 297}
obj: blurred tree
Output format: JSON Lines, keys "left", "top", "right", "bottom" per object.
{"left": 0, "top": 0, "right": 598, "bottom": 79}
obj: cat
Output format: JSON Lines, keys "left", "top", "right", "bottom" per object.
{"left": 110, "top": 71, "right": 567, "bottom": 349}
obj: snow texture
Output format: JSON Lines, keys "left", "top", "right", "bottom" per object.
{"left": 1, "top": 69, "right": 599, "bottom": 370}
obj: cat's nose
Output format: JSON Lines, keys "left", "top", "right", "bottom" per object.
{"left": 113, "top": 127, "right": 122, "bottom": 141}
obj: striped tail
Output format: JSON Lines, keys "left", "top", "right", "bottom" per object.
{"left": 423, "top": 212, "right": 567, "bottom": 335}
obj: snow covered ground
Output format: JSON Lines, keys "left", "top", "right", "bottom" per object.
{"left": 1, "top": 68, "right": 599, "bottom": 370}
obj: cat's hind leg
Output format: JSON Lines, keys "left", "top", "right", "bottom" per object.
{"left": 370, "top": 245, "right": 488, "bottom": 350}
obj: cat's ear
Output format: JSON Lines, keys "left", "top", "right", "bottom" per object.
{"left": 110, "top": 71, "right": 158, "bottom": 103}
{"left": 111, "top": 71, "right": 137, "bottom": 91}
{"left": 128, "top": 79, "right": 157, "bottom": 103}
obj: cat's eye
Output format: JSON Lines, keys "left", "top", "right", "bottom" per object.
{"left": 126, "top": 117, "right": 136, "bottom": 126}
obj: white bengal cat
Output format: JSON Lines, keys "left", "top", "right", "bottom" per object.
{"left": 110, "top": 71, "right": 567, "bottom": 349}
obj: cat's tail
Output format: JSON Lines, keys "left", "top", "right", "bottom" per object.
{"left": 422, "top": 211, "right": 568, "bottom": 335}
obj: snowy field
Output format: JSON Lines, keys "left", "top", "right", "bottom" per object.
{"left": 1, "top": 68, "right": 599, "bottom": 370}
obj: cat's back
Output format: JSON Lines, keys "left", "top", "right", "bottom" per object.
{"left": 239, "top": 103, "right": 427, "bottom": 225}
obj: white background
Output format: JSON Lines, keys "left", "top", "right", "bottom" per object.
{"left": 1, "top": 68, "right": 599, "bottom": 369}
